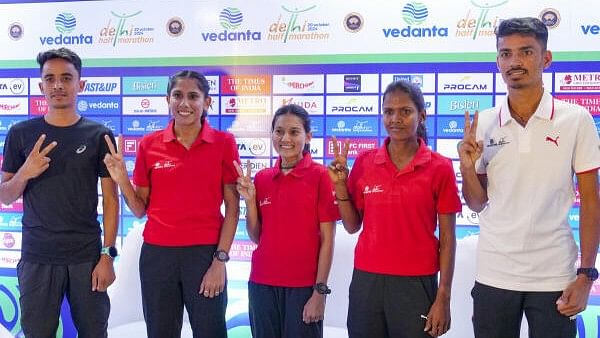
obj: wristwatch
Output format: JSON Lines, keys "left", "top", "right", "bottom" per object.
{"left": 100, "top": 246, "right": 118, "bottom": 259}
{"left": 577, "top": 267, "right": 599, "bottom": 281}
{"left": 314, "top": 282, "right": 331, "bottom": 295}
{"left": 213, "top": 249, "right": 230, "bottom": 263}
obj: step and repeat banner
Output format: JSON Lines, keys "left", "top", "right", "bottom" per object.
{"left": 1, "top": 0, "right": 600, "bottom": 337}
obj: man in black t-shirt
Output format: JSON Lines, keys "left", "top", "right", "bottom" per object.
{"left": 0, "top": 48, "right": 119, "bottom": 337}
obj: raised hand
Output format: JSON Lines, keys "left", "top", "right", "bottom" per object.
{"left": 458, "top": 111, "right": 483, "bottom": 171}
{"left": 234, "top": 160, "right": 256, "bottom": 202}
{"left": 20, "top": 134, "right": 57, "bottom": 180}
{"left": 327, "top": 136, "right": 350, "bottom": 184}
{"left": 103, "top": 134, "right": 129, "bottom": 185}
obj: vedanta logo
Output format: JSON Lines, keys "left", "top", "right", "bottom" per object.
{"left": 220, "top": 7, "right": 242, "bottom": 30}
{"left": 402, "top": 2, "right": 428, "bottom": 25}
{"left": 382, "top": 2, "right": 448, "bottom": 38}
{"left": 40, "top": 13, "right": 93, "bottom": 45}
{"left": 55, "top": 13, "right": 76, "bottom": 34}
{"left": 202, "top": 7, "right": 261, "bottom": 42}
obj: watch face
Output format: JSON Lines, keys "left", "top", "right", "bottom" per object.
{"left": 108, "top": 246, "right": 118, "bottom": 258}
{"left": 214, "top": 250, "right": 229, "bottom": 262}
{"left": 315, "top": 283, "right": 331, "bottom": 294}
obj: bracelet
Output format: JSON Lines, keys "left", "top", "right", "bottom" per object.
{"left": 335, "top": 194, "right": 351, "bottom": 202}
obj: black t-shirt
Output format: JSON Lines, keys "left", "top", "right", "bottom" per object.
{"left": 2, "top": 116, "right": 114, "bottom": 264}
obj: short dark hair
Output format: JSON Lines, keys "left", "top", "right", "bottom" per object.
{"left": 272, "top": 104, "right": 311, "bottom": 152}
{"left": 382, "top": 80, "right": 428, "bottom": 143}
{"left": 36, "top": 47, "right": 82, "bottom": 77}
{"left": 495, "top": 17, "right": 548, "bottom": 51}
{"left": 167, "top": 70, "right": 211, "bottom": 121}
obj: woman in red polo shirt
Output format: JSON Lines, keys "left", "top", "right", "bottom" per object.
{"left": 235, "top": 104, "right": 339, "bottom": 338}
{"left": 103, "top": 70, "right": 239, "bottom": 338}
{"left": 329, "top": 80, "right": 461, "bottom": 338}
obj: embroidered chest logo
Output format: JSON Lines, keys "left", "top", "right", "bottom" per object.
{"left": 545, "top": 135, "right": 559, "bottom": 147}
{"left": 486, "top": 137, "right": 510, "bottom": 148}
{"left": 153, "top": 160, "right": 176, "bottom": 169}
{"left": 259, "top": 197, "right": 272, "bottom": 206}
{"left": 363, "top": 185, "right": 384, "bottom": 194}
{"left": 75, "top": 144, "right": 87, "bottom": 154}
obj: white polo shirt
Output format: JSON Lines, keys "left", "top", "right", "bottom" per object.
{"left": 475, "top": 90, "right": 600, "bottom": 291}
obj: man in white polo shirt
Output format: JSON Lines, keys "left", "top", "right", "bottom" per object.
{"left": 459, "top": 17, "right": 600, "bottom": 338}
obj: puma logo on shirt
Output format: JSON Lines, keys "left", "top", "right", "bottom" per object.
{"left": 545, "top": 135, "right": 559, "bottom": 147}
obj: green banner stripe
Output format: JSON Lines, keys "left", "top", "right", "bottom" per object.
{"left": 1, "top": 51, "right": 599, "bottom": 68}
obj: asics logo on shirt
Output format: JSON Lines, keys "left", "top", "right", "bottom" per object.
{"left": 545, "top": 135, "right": 559, "bottom": 147}
{"left": 259, "top": 197, "right": 272, "bottom": 206}
{"left": 363, "top": 185, "right": 384, "bottom": 194}
{"left": 153, "top": 160, "right": 176, "bottom": 169}
{"left": 76, "top": 145, "right": 87, "bottom": 154}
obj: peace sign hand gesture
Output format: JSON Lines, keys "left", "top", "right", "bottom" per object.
{"left": 458, "top": 111, "right": 483, "bottom": 171}
{"left": 234, "top": 160, "right": 256, "bottom": 202}
{"left": 103, "top": 134, "right": 129, "bottom": 186}
{"left": 21, "top": 134, "right": 57, "bottom": 180}
{"left": 327, "top": 136, "right": 350, "bottom": 185}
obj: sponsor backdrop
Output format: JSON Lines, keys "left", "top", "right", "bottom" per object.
{"left": 1, "top": 0, "right": 600, "bottom": 337}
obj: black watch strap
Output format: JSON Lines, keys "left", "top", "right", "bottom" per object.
{"left": 314, "top": 282, "right": 331, "bottom": 295}
{"left": 577, "top": 267, "right": 599, "bottom": 281}
{"left": 213, "top": 249, "right": 230, "bottom": 262}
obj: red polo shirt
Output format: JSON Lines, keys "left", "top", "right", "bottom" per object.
{"left": 249, "top": 152, "right": 339, "bottom": 287}
{"left": 348, "top": 138, "right": 461, "bottom": 275}
{"left": 133, "top": 120, "right": 240, "bottom": 246}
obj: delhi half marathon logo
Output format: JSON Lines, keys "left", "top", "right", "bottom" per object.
{"left": 98, "top": 11, "right": 155, "bottom": 46}
{"left": 40, "top": 12, "right": 93, "bottom": 45}
{"left": 456, "top": 0, "right": 507, "bottom": 39}
{"left": 267, "top": 5, "right": 330, "bottom": 43}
